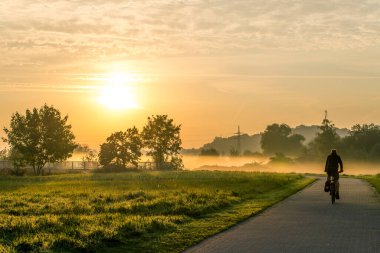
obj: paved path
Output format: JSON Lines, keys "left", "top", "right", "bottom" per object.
{"left": 184, "top": 178, "right": 380, "bottom": 253}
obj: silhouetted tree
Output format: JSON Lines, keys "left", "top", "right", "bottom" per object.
{"left": 75, "top": 143, "right": 92, "bottom": 153}
{"left": 141, "top": 115, "right": 183, "bottom": 170}
{"left": 98, "top": 127, "right": 142, "bottom": 169}
{"left": 3, "top": 104, "right": 76, "bottom": 175}
{"left": 243, "top": 150, "right": 254, "bottom": 156}
{"left": 261, "top": 123, "right": 305, "bottom": 155}
{"left": 308, "top": 115, "right": 340, "bottom": 159}
{"left": 200, "top": 148, "right": 220, "bottom": 156}
{"left": 370, "top": 143, "right": 380, "bottom": 161}
{"left": 341, "top": 124, "right": 380, "bottom": 160}
{"left": 229, "top": 148, "right": 239, "bottom": 156}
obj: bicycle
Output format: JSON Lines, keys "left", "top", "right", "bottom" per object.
{"left": 326, "top": 171, "right": 342, "bottom": 204}
{"left": 329, "top": 176, "right": 336, "bottom": 204}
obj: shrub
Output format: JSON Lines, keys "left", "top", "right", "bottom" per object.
{"left": 95, "top": 164, "right": 129, "bottom": 173}
{"left": 8, "top": 167, "right": 27, "bottom": 176}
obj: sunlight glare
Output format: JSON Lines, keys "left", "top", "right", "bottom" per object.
{"left": 99, "top": 73, "right": 139, "bottom": 110}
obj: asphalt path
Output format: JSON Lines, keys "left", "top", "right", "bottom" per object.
{"left": 184, "top": 178, "right": 380, "bottom": 253}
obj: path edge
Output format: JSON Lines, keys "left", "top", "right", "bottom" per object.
{"left": 183, "top": 176, "right": 319, "bottom": 253}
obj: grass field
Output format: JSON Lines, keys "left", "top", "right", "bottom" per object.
{"left": 0, "top": 171, "right": 314, "bottom": 253}
{"left": 363, "top": 174, "right": 380, "bottom": 193}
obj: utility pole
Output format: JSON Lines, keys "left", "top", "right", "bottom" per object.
{"left": 234, "top": 126, "right": 244, "bottom": 156}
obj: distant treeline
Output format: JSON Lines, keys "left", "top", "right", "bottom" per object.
{"left": 191, "top": 115, "right": 380, "bottom": 162}
{"left": 261, "top": 118, "right": 380, "bottom": 161}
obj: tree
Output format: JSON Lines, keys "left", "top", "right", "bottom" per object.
{"left": 261, "top": 123, "right": 305, "bottom": 156}
{"left": 0, "top": 148, "right": 8, "bottom": 160}
{"left": 229, "top": 148, "right": 239, "bottom": 157}
{"left": 7, "top": 148, "right": 27, "bottom": 176}
{"left": 369, "top": 143, "right": 380, "bottom": 161}
{"left": 79, "top": 145, "right": 98, "bottom": 169}
{"left": 98, "top": 127, "right": 142, "bottom": 169}
{"left": 243, "top": 150, "right": 257, "bottom": 156}
{"left": 141, "top": 115, "right": 183, "bottom": 170}
{"left": 75, "top": 143, "right": 92, "bottom": 153}
{"left": 308, "top": 112, "right": 340, "bottom": 159}
{"left": 200, "top": 148, "right": 220, "bottom": 156}
{"left": 3, "top": 104, "right": 76, "bottom": 175}
{"left": 341, "top": 124, "right": 380, "bottom": 160}
{"left": 269, "top": 153, "right": 294, "bottom": 163}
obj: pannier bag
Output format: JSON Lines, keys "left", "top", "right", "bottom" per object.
{"left": 324, "top": 181, "right": 330, "bottom": 192}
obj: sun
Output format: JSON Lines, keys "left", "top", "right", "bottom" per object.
{"left": 99, "top": 73, "right": 139, "bottom": 110}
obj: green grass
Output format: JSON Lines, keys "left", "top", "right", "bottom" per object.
{"left": 0, "top": 171, "right": 314, "bottom": 253}
{"left": 363, "top": 174, "right": 380, "bottom": 193}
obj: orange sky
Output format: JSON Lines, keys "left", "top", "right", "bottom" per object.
{"left": 1, "top": 1, "right": 380, "bottom": 149}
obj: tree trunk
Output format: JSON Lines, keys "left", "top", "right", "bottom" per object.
{"left": 36, "top": 165, "right": 44, "bottom": 176}
{"left": 155, "top": 154, "right": 164, "bottom": 170}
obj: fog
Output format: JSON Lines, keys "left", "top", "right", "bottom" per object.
{"left": 182, "top": 155, "right": 380, "bottom": 175}
{"left": 68, "top": 153, "right": 380, "bottom": 175}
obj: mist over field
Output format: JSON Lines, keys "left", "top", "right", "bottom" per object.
{"left": 182, "top": 155, "right": 380, "bottom": 175}
{"left": 64, "top": 154, "right": 380, "bottom": 175}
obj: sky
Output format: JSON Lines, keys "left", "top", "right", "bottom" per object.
{"left": 1, "top": 0, "right": 380, "bottom": 149}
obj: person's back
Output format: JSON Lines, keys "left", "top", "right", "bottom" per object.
{"left": 325, "top": 149, "right": 343, "bottom": 199}
{"left": 325, "top": 152, "right": 343, "bottom": 173}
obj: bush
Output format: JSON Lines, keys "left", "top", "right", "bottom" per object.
{"left": 200, "top": 148, "right": 220, "bottom": 156}
{"left": 269, "top": 153, "right": 294, "bottom": 164}
{"left": 95, "top": 164, "right": 136, "bottom": 173}
{"left": 158, "top": 160, "right": 183, "bottom": 170}
{"left": 8, "top": 167, "right": 27, "bottom": 176}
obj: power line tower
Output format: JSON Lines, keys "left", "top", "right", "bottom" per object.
{"left": 234, "top": 126, "right": 245, "bottom": 156}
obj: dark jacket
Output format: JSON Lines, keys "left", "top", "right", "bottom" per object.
{"left": 325, "top": 154, "right": 343, "bottom": 173}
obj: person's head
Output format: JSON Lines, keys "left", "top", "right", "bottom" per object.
{"left": 331, "top": 149, "right": 337, "bottom": 155}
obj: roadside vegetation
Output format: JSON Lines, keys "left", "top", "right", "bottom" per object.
{"left": 363, "top": 174, "right": 380, "bottom": 193}
{"left": 0, "top": 171, "right": 314, "bottom": 253}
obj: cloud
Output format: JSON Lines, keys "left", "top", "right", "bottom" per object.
{"left": 1, "top": 0, "right": 380, "bottom": 81}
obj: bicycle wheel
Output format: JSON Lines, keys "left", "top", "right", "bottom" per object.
{"left": 330, "top": 182, "right": 335, "bottom": 204}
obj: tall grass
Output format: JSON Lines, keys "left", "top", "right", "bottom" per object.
{"left": 0, "top": 171, "right": 313, "bottom": 252}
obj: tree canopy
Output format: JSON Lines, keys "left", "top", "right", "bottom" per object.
{"left": 307, "top": 115, "right": 340, "bottom": 159}
{"left": 261, "top": 118, "right": 380, "bottom": 162}
{"left": 0, "top": 148, "right": 8, "bottom": 160}
{"left": 341, "top": 124, "right": 380, "bottom": 160}
{"left": 141, "top": 115, "right": 183, "bottom": 170}
{"left": 261, "top": 123, "right": 305, "bottom": 156}
{"left": 98, "top": 127, "right": 142, "bottom": 169}
{"left": 3, "top": 104, "right": 76, "bottom": 175}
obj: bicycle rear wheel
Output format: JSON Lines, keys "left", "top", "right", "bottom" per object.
{"left": 330, "top": 182, "right": 335, "bottom": 204}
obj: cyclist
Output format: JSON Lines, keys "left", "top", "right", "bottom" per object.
{"left": 325, "top": 149, "right": 343, "bottom": 199}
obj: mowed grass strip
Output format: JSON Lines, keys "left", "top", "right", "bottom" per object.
{"left": 0, "top": 171, "right": 314, "bottom": 253}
